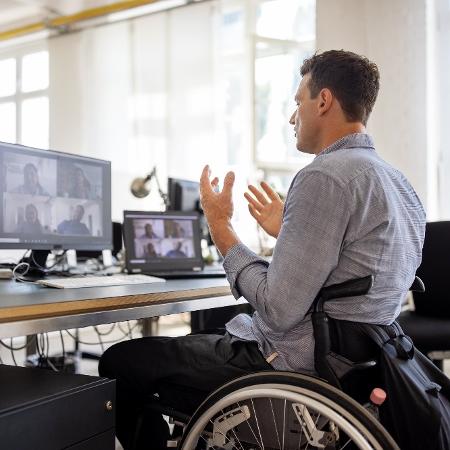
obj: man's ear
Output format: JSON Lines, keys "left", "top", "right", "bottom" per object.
{"left": 317, "top": 88, "right": 333, "bottom": 116}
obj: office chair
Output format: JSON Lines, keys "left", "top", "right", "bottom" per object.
{"left": 398, "top": 221, "right": 450, "bottom": 369}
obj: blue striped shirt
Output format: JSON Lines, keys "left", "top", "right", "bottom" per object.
{"left": 224, "top": 133, "right": 426, "bottom": 374}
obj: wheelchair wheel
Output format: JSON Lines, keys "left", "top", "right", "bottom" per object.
{"left": 179, "top": 371, "right": 399, "bottom": 450}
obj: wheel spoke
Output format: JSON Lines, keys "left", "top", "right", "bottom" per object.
{"left": 269, "top": 398, "right": 282, "bottom": 450}
{"left": 340, "top": 437, "right": 353, "bottom": 450}
{"left": 238, "top": 401, "right": 263, "bottom": 449}
{"left": 282, "top": 399, "right": 286, "bottom": 450}
{"left": 251, "top": 398, "right": 265, "bottom": 449}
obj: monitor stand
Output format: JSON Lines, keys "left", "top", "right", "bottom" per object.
{"left": 19, "top": 250, "right": 50, "bottom": 280}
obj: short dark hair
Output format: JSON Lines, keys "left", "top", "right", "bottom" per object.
{"left": 300, "top": 50, "right": 380, "bottom": 126}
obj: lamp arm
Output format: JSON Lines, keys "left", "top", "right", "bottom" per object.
{"left": 151, "top": 167, "right": 170, "bottom": 208}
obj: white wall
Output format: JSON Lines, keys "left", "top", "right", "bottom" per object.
{"left": 316, "top": 0, "right": 436, "bottom": 215}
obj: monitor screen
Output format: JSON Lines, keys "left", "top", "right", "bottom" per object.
{"left": 167, "top": 177, "right": 200, "bottom": 211}
{"left": 0, "top": 141, "right": 112, "bottom": 251}
{"left": 123, "top": 210, "right": 203, "bottom": 272}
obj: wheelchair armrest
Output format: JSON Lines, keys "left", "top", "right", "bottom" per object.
{"left": 319, "top": 276, "right": 374, "bottom": 302}
{"left": 409, "top": 276, "right": 425, "bottom": 293}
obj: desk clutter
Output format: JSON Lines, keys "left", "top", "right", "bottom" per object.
{"left": 0, "top": 364, "right": 115, "bottom": 450}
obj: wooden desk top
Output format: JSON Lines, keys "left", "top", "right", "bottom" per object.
{"left": 0, "top": 278, "right": 232, "bottom": 324}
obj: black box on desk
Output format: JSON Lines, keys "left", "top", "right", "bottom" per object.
{"left": 0, "top": 364, "right": 115, "bottom": 450}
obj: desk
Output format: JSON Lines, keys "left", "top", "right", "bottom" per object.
{"left": 0, "top": 278, "right": 239, "bottom": 338}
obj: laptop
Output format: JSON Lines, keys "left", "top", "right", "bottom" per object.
{"left": 123, "top": 210, "right": 226, "bottom": 279}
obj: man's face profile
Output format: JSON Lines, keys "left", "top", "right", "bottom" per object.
{"left": 289, "top": 74, "right": 318, "bottom": 155}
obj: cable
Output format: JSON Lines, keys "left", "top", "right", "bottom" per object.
{"left": 10, "top": 338, "right": 18, "bottom": 366}
{"left": 93, "top": 326, "right": 105, "bottom": 353}
{"left": 31, "top": 250, "right": 67, "bottom": 272}
{"left": 59, "top": 330, "right": 65, "bottom": 359}
{"left": 64, "top": 323, "right": 140, "bottom": 345}
{"left": 127, "top": 320, "right": 133, "bottom": 339}
{"left": 0, "top": 335, "right": 36, "bottom": 351}
{"left": 93, "top": 323, "right": 116, "bottom": 336}
{"left": 37, "top": 333, "right": 46, "bottom": 368}
{"left": 118, "top": 321, "right": 139, "bottom": 339}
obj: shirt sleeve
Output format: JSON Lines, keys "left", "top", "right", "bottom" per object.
{"left": 223, "top": 170, "right": 351, "bottom": 333}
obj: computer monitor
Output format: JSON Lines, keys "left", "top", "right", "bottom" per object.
{"left": 167, "top": 177, "right": 200, "bottom": 212}
{"left": 167, "top": 177, "right": 213, "bottom": 245}
{"left": 0, "top": 141, "right": 112, "bottom": 257}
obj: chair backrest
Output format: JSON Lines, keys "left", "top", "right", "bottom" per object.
{"left": 312, "top": 276, "right": 424, "bottom": 402}
{"left": 413, "top": 221, "right": 450, "bottom": 317}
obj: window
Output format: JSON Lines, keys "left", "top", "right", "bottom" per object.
{"left": 217, "top": 0, "right": 316, "bottom": 188}
{"left": 0, "top": 45, "right": 49, "bottom": 149}
{"left": 253, "top": 0, "right": 316, "bottom": 194}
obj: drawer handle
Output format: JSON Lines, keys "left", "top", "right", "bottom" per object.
{"left": 105, "top": 400, "right": 113, "bottom": 411}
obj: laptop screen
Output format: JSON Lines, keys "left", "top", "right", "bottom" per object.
{"left": 123, "top": 210, "right": 204, "bottom": 273}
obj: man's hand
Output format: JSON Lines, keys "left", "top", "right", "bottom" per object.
{"left": 200, "top": 165, "right": 235, "bottom": 224}
{"left": 199, "top": 165, "right": 239, "bottom": 256}
{"left": 244, "top": 181, "right": 284, "bottom": 238}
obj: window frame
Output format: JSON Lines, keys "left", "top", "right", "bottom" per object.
{"left": 0, "top": 41, "right": 49, "bottom": 146}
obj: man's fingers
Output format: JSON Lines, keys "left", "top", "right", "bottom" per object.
{"left": 248, "top": 204, "right": 260, "bottom": 221}
{"left": 200, "top": 165, "right": 213, "bottom": 194}
{"left": 248, "top": 185, "right": 268, "bottom": 205}
{"left": 211, "top": 177, "right": 219, "bottom": 187}
{"left": 244, "top": 192, "right": 263, "bottom": 212}
{"left": 222, "top": 171, "right": 235, "bottom": 196}
{"left": 260, "top": 181, "right": 281, "bottom": 201}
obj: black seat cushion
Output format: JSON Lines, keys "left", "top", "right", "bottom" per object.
{"left": 398, "top": 310, "right": 450, "bottom": 353}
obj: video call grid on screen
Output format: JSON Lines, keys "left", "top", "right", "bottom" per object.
{"left": 124, "top": 212, "right": 201, "bottom": 264}
{"left": 0, "top": 141, "right": 112, "bottom": 250}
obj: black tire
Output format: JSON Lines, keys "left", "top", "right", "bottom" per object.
{"left": 179, "top": 371, "right": 399, "bottom": 450}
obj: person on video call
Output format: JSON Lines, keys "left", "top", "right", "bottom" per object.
{"left": 165, "top": 240, "right": 187, "bottom": 258}
{"left": 57, "top": 204, "right": 90, "bottom": 235}
{"left": 69, "top": 167, "right": 92, "bottom": 199}
{"left": 11, "top": 163, "right": 49, "bottom": 196}
{"left": 140, "top": 223, "right": 159, "bottom": 239}
{"left": 165, "top": 220, "right": 185, "bottom": 238}
{"left": 16, "top": 204, "right": 43, "bottom": 234}
{"left": 143, "top": 242, "right": 159, "bottom": 258}
{"left": 99, "top": 50, "right": 426, "bottom": 450}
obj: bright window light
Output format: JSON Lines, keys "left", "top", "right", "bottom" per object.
{"left": 21, "top": 51, "right": 49, "bottom": 93}
{"left": 21, "top": 96, "right": 49, "bottom": 148}
{"left": 0, "top": 59, "right": 16, "bottom": 97}
{"left": 0, "top": 102, "right": 16, "bottom": 143}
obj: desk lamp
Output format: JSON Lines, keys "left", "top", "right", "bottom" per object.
{"left": 130, "top": 166, "right": 170, "bottom": 207}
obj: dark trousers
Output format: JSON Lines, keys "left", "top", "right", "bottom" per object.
{"left": 98, "top": 330, "right": 271, "bottom": 450}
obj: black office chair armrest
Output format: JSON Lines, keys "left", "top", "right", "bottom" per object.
{"left": 321, "top": 276, "right": 374, "bottom": 301}
{"left": 314, "top": 276, "right": 374, "bottom": 313}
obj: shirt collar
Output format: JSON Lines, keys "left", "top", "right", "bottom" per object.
{"left": 317, "top": 133, "right": 375, "bottom": 157}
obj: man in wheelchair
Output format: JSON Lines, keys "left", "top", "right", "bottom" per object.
{"left": 99, "top": 50, "right": 427, "bottom": 449}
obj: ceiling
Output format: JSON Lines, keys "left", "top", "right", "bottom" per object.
{"left": 0, "top": 0, "right": 157, "bottom": 32}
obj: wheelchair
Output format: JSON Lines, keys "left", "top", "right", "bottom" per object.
{"left": 142, "top": 276, "right": 425, "bottom": 450}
